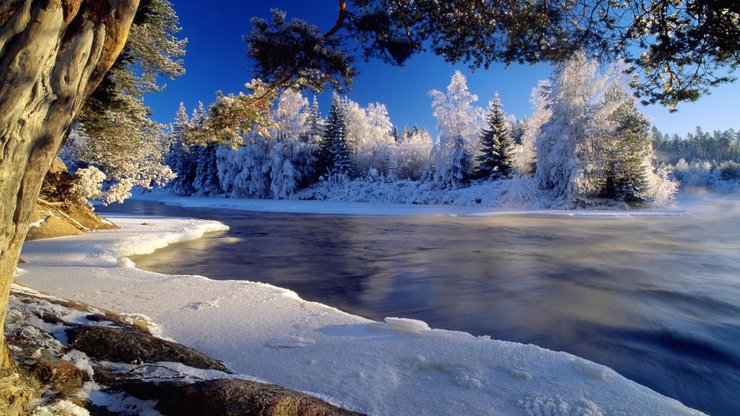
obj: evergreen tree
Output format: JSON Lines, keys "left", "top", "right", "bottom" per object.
{"left": 166, "top": 103, "right": 198, "bottom": 195}
{"left": 319, "top": 94, "right": 353, "bottom": 177}
{"left": 192, "top": 144, "right": 223, "bottom": 196}
{"left": 604, "top": 95, "right": 653, "bottom": 201}
{"left": 306, "top": 96, "right": 324, "bottom": 145}
{"left": 475, "top": 95, "right": 515, "bottom": 180}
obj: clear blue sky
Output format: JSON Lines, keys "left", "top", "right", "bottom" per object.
{"left": 146, "top": 0, "right": 739, "bottom": 137}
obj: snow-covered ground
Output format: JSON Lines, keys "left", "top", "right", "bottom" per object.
{"left": 130, "top": 189, "right": 687, "bottom": 218}
{"left": 17, "top": 214, "right": 704, "bottom": 415}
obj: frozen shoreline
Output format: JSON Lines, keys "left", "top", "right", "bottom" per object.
{"left": 128, "top": 191, "right": 689, "bottom": 218}
{"left": 17, "top": 214, "right": 704, "bottom": 415}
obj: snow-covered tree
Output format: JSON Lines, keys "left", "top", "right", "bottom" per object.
{"left": 429, "top": 71, "right": 483, "bottom": 143}
{"left": 475, "top": 94, "right": 515, "bottom": 179}
{"left": 354, "top": 102, "right": 396, "bottom": 178}
{"left": 318, "top": 94, "right": 353, "bottom": 178}
{"left": 426, "top": 71, "right": 483, "bottom": 187}
{"left": 166, "top": 103, "right": 198, "bottom": 195}
{"left": 64, "top": 113, "right": 175, "bottom": 202}
{"left": 445, "top": 136, "right": 473, "bottom": 187}
{"left": 305, "top": 96, "right": 325, "bottom": 145}
{"left": 273, "top": 89, "right": 309, "bottom": 139}
{"left": 395, "top": 128, "right": 432, "bottom": 180}
{"left": 596, "top": 86, "right": 678, "bottom": 203}
{"left": 192, "top": 144, "right": 222, "bottom": 196}
{"left": 535, "top": 54, "right": 676, "bottom": 205}
{"left": 516, "top": 82, "right": 552, "bottom": 176}
{"left": 267, "top": 90, "right": 317, "bottom": 198}
{"left": 535, "top": 52, "right": 611, "bottom": 201}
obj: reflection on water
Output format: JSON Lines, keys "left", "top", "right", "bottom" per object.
{"left": 100, "top": 199, "right": 740, "bottom": 415}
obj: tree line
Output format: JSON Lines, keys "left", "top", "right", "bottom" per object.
{"left": 126, "top": 52, "right": 679, "bottom": 206}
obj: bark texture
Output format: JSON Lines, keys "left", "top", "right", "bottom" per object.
{"left": 0, "top": 0, "right": 139, "bottom": 369}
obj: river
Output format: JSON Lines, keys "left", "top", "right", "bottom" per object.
{"left": 99, "top": 197, "right": 740, "bottom": 415}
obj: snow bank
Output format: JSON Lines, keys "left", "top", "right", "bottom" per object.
{"left": 19, "top": 216, "right": 703, "bottom": 415}
{"left": 132, "top": 190, "right": 685, "bottom": 218}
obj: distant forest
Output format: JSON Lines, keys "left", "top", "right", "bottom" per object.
{"left": 653, "top": 128, "right": 740, "bottom": 164}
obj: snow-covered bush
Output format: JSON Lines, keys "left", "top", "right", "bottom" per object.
{"left": 395, "top": 129, "right": 432, "bottom": 180}
{"left": 671, "top": 159, "right": 739, "bottom": 194}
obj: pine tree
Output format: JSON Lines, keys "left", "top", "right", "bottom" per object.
{"left": 192, "top": 143, "right": 223, "bottom": 196}
{"left": 319, "top": 94, "right": 353, "bottom": 177}
{"left": 166, "top": 103, "right": 198, "bottom": 195}
{"left": 306, "top": 96, "right": 323, "bottom": 144}
{"left": 605, "top": 95, "right": 653, "bottom": 201}
{"left": 475, "top": 95, "right": 514, "bottom": 180}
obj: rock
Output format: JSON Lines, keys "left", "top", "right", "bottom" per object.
{"left": 67, "top": 326, "right": 231, "bottom": 373}
{"left": 26, "top": 215, "right": 84, "bottom": 240}
{"left": 119, "top": 378, "right": 365, "bottom": 416}
{"left": 9, "top": 287, "right": 364, "bottom": 416}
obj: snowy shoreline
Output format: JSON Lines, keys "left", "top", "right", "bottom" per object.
{"left": 17, "top": 214, "right": 704, "bottom": 415}
{"left": 128, "top": 190, "right": 689, "bottom": 218}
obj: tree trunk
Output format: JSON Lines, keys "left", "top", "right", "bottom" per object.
{"left": 0, "top": 0, "right": 139, "bottom": 372}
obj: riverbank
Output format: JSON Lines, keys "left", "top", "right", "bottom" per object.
{"left": 128, "top": 190, "right": 689, "bottom": 217}
{"left": 17, "top": 215, "right": 704, "bottom": 415}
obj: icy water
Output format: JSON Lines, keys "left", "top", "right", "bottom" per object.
{"left": 100, "top": 198, "right": 740, "bottom": 415}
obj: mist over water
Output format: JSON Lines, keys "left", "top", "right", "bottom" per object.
{"left": 101, "top": 197, "right": 740, "bottom": 415}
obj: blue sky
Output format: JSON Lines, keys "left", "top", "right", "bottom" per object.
{"left": 146, "top": 0, "right": 739, "bottom": 136}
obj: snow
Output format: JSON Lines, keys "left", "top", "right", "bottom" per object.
{"left": 18, "top": 215, "right": 704, "bottom": 415}
{"left": 132, "top": 190, "right": 686, "bottom": 218}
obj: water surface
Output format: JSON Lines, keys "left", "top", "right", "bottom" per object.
{"left": 100, "top": 198, "right": 740, "bottom": 415}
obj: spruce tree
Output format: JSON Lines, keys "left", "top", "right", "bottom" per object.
{"left": 475, "top": 95, "right": 514, "bottom": 180}
{"left": 608, "top": 98, "right": 653, "bottom": 202}
{"left": 306, "top": 96, "right": 323, "bottom": 144}
{"left": 166, "top": 103, "right": 198, "bottom": 195}
{"left": 320, "top": 94, "right": 354, "bottom": 177}
{"left": 193, "top": 144, "right": 223, "bottom": 196}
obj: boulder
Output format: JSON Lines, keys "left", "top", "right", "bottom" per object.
{"left": 120, "top": 378, "right": 365, "bottom": 416}
{"left": 67, "top": 326, "right": 231, "bottom": 373}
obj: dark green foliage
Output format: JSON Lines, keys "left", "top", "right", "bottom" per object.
{"left": 246, "top": 0, "right": 739, "bottom": 109}
{"left": 475, "top": 96, "right": 514, "bottom": 180}
{"left": 247, "top": 9, "right": 355, "bottom": 93}
{"left": 603, "top": 99, "right": 653, "bottom": 202}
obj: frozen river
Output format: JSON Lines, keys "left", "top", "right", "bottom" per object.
{"left": 100, "top": 197, "right": 740, "bottom": 415}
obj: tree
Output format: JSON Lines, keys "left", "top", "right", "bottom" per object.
{"left": 535, "top": 52, "right": 612, "bottom": 201}
{"left": 247, "top": 1, "right": 739, "bottom": 111}
{"left": 476, "top": 95, "right": 515, "bottom": 180}
{"left": 396, "top": 128, "right": 432, "bottom": 180}
{"left": 426, "top": 71, "right": 482, "bottom": 187}
{"left": 0, "top": 0, "right": 139, "bottom": 383}
{"left": 66, "top": 0, "right": 185, "bottom": 200}
{"left": 166, "top": 103, "right": 198, "bottom": 195}
{"left": 605, "top": 96, "right": 653, "bottom": 201}
{"left": 273, "top": 89, "right": 309, "bottom": 140}
{"left": 517, "top": 82, "right": 552, "bottom": 176}
{"left": 305, "top": 96, "right": 324, "bottom": 145}
{"left": 318, "top": 94, "right": 353, "bottom": 177}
